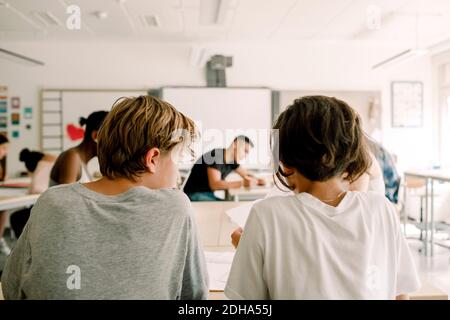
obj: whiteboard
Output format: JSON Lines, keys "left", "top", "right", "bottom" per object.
{"left": 162, "top": 87, "right": 273, "bottom": 168}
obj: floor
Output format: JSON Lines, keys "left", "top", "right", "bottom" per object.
{"left": 407, "top": 236, "right": 450, "bottom": 298}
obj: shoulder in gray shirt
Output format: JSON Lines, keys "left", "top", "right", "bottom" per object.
{"left": 1, "top": 183, "right": 209, "bottom": 300}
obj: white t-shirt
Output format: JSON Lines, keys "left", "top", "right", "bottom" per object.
{"left": 225, "top": 191, "right": 420, "bottom": 300}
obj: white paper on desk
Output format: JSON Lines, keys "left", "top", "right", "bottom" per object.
{"left": 204, "top": 251, "right": 235, "bottom": 291}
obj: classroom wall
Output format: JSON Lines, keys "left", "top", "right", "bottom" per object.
{"left": 0, "top": 40, "right": 435, "bottom": 175}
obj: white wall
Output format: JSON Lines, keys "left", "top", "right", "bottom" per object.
{"left": 0, "top": 40, "right": 436, "bottom": 175}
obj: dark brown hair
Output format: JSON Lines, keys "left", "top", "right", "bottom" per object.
{"left": 272, "top": 95, "right": 371, "bottom": 189}
{"left": 0, "top": 133, "right": 8, "bottom": 181}
{"left": 97, "top": 95, "right": 197, "bottom": 181}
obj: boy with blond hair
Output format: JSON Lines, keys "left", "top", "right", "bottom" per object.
{"left": 2, "top": 95, "right": 208, "bottom": 300}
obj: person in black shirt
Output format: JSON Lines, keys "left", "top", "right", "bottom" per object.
{"left": 183, "top": 136, "right": 265, "bottom": 201}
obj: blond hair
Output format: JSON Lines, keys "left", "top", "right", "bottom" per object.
{"left": 97, "top": 95, "right": 197, "bottom": 181}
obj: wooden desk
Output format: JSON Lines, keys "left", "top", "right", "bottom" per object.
{"left": 410, "top": 281, "right": 448, "bottom": 300}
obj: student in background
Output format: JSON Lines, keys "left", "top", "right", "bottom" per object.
{"left": 19, "top": 148, "right": 56, "bottom": 194}
{"left": 183, "top": 136, "right": 266, "bottom": 201}
{"left": 1, "top": 95, "right": 208, "bottom": 299}
{"left": 0, "top": 134, "right": 10, "bottom": 255}
{"left": 226, "top": 96, "right": 420, "bottom": 300}
{"left": 49, "top": 111, "right": 108, "bottom": 186}
{"left": 366, "top": 139, "right": 401, "bottom": 203}
{"left": 9, "top": 149, "right": 57, "bottom": 238}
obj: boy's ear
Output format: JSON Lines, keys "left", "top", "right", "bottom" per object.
{"left": 91, "top": 131, "right": 98, "bottom": 142}
{"left": 145, "top": 148, "right": 160, "bottom": 174}
{"left": 280, "top": 162, "right": 295, "bottom": 176}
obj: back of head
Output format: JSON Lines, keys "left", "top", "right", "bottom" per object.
{"left": 232, "top": 135, "right": 254, "bottom": 147}
{"left": 97, "top": 95, "right": 197, "bottom": 181}
{"left": 0, "top": 133, "right": 9, "bottom": 145}
{"left": 273, "top": 95, "right": 371, "bottom": 187}
{"left": 79, "top": 110, "right": 109, "bottom": 142}
{"left": 19, "top": 148, "right": 45, "bottom": 172}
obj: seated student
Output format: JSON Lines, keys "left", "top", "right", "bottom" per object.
{"left": 366, "top": 139, "right": 401, "bottom": 203}
{"left": 49, "top": 111, "right": 108, "bottom": 186}
{"left": 0, "top": 134, "right": 10, "bottom": 256}
{"left": 183, "top": 136, "right": 265, "bottom": 201}
{"left": 9, "top": 149, "right": 57, "bottom": 238}
{"left": 348, "top": 146, "right": 385, "bottom": 196}
{"left": 226, "top": 96, "right": 420, "bottom": 300}
{"left": 20, "top": 148, "right": 56, "bottom": 194}
{"left": 1, "top": 95, "right": 208, "bottom": 299}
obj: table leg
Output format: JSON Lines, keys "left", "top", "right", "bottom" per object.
{"left": 424, "top": 178, "right": 429, "bottom": 256}
{"left": 403, "top": 175, "right": 408, "bottom": 234}
{"left": 430, "top": 179, "right": 434, "bottom": 257}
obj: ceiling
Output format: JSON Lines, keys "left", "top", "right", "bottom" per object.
{"left": 0, "top": 0, "right": 450, "bottom": 48}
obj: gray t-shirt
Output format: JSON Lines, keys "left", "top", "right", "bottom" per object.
{"left": 1, "top": 183, "right": 209, "bottom": 300}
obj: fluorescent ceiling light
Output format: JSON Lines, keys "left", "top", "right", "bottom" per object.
{"left": 427, "top": 37, "right": 450, "bottom": 54}
{"left": 0, "top": 47, "right": 45, "bottom": 66}
{"left": 372, "top": 49, "right": 428, "bottom": 70}
{"left": 199, "top": 0, "right": 228, "bottom": 25}
{"left": 140, "top": 15, "right": 159, "bottom": 27}
{"left": 32, "top": 11, "right": 61, "bottom": 27}
{"left": 93, "top": 11, "right": 109, "bottom": 19}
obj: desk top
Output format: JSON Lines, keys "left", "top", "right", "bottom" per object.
{"left": 0, "top": 194, "right": 39, "bottom": 211}
{"left": 228, "top": 185, "right": 273, "bottom": 197}
{"left": 404, "top": 169, "right": 450, "bottom": 182}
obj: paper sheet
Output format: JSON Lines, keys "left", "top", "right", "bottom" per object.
{"left": 225, "top": 201, "right": 256, "bottom": 228}
{"left": 205, "top": 251, "right": 235, "bottom": 291}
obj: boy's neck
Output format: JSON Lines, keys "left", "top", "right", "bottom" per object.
{"left": 224, "top": 147, "right": 234, "bottom": 164}
{"left": 302, "top": 178, "right": 348, "bottom": 207}
{"left": 83, "top": 177, "right": 145, "bottom": 196}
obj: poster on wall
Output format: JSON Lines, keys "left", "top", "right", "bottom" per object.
{"left": 0, "top": 116, "right": 7, "bottom": 129}
{"left": 24, "top": 106, "right": 33, "bottom": 119}
{"left": 11, "top": 113, "right": 20, "bottom": 125}
{"left": 0, "top": 86, "right": 7, "bottom": 114}
{"left": 391, "top": 81, "right": 423, "bottom": 127}
{"left": 11, "top": 97, "right": 20, "bottom": 109}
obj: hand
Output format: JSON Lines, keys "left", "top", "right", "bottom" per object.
{"left": 257, "top": 178, "right": 266, "bottom": 186}
{"left": 243, "top": 177, "right": 257, "bottom": 188}
{"left": 231, "top": 227, "right": 243, "bottom": 248}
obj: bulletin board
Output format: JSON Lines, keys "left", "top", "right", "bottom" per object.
{"left": 391, "top": 81, "right": 423, "bottom": 128}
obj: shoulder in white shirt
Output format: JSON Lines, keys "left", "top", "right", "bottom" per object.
{"left": 225, "top": 191, "right": 420, "bottom": 300}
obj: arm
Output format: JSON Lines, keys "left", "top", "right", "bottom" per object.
{"left": 234, "top": 167, "right": 266, "bottom": 187}
{"left": 225, "top": 207, "right": 269, "bottom": 299}
{"left": 396, "top": 294, "right": 410, "bottom": 300}
{"left": 180, "top": 214, "right": 209, "bottom": 300}
{"left": 207, "top": 167, "right": 243, "bottom": 191}
{"left": 1, "top": 216, "right": 32, "bottom": 299}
